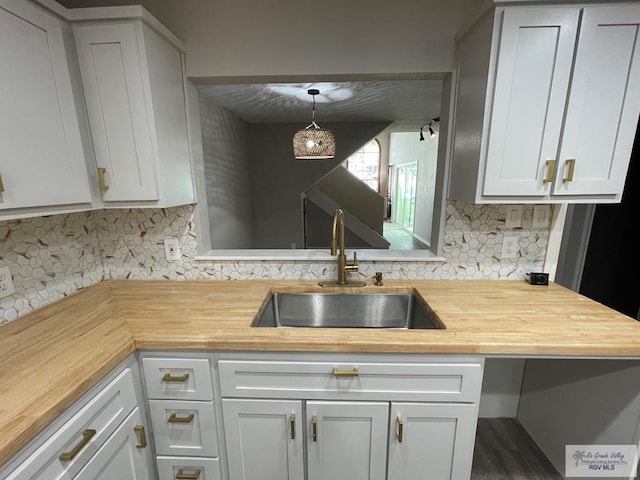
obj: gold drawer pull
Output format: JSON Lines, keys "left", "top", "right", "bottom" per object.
{"left": 563, "top": 158, "right": 576, "bottom": 183}
{"left": 176, "top": 469, "right": 201, "bottom": 480}
{"left": 97, "top": 167, "right": 109, "bottom": 191}
{"left": 396, "top": 415, "right": 403, "bottom": 443}
{"left": 134, "top": 424, "right": 147, "bottom": 448}
{"left": 333, "top": 366, "right": 359, "bottom": 377}
{"left": 290, "top": 413, "right": 296, "bottom": 440}
{"left": 162, "top": 372, "right": 190, "bottom": 382}
{"left": 543, "top": 159, "right": 556, "bottom": 184}
{"left": 168, "top": 413, "right": 195, "bottom": 424}
{"left": 59, "top": 429, "right": 96, "bottom": 461}
{"left": 312, "top": 415, "right": 318, "bottom": 442}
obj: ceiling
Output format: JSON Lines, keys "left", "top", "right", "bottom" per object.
{"left": 197, "top": 80, "right": 443, "bottom": 125}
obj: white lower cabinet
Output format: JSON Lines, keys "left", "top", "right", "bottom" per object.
{"left": 222, "top": 399, "right": 304, "bottom": 480}
{"left": 149, "top": 400, "right": 218, "bottom": 457}
{"left": 140, "top": 355, "right": 221, "bottom": 480}
{"left": 0, "top": 356, "right": 155, "bottom": 480}
{"left": 222, "top": 399, "right": 478, "bottom": 480}
{"left": 219, "top": 354, "right": 483, "bottom": 480}
{"left": 156, "top": 456, "right": 222, "bottom": 480}
{"left": 307, "top": 401, "right": 388, "bottom": 480}
{"left": 387, "top": 403, "right": 478, "bottom": 480}
{"left": 74, "top": 408, "right": 153, "bottom": 480}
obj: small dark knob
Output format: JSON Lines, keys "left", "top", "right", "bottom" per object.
{"left": 374, "top": 272, "right": 383, "bottom": 286}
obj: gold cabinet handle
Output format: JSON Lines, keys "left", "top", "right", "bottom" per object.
{"left": 59, "top": 429, "right": 96, "bottom": 461}
{"left": 396, "top": 415, "right": 403, "bottom": 443}
{"left": 0, "top": 173, "right": 4, "bottom": 193}
{"left": 290, "top": 413, "right": 296, "bottom": 440}
{"left": 168, "top": 413, "right": 195, "bottom": 424}
{"left": 176, "top": 469, "right": 201, "bottom": 480}
{"left": 333, "top": 367, "right": 359, "bottom": 377}
{"left": 543, "top": 160, "right": 556, "bottom": 184}
{"left": 97, "top": 167, "right": 109, "bottom": 191}
{"left": 312, "top": 415, "right": 318, "bottom": 442}
{"left": 133, "top": 424, "right": 147, "bottom": 448}
{"left": 162, "top": 372, "right": 190, "bottom": 382}
{"left": 563, "top": 158, "right": 576, "bottom": 183}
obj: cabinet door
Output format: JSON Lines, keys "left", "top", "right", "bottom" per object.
{"left": 387, "top": 403, "right": 478, "bottom": 480}
{"left": 222, "top": 399, "right": 304, "bottom": 480}
{"left": 0, "top": 0, "right": 91, "bottom": 210}
{"left": 483, "top": 7, "right": 579, "bottom": 197}
{"left": 74, "top": 23, "right": 159, "bottom": 202}
{"left": 552, "top": 4, "right": 640, "bottom": 197}
{"left": 74, "top": 407, "right": 155, "bottom": 480}
{"left": 306, "top": 401, "right": 388, "bottom": 480}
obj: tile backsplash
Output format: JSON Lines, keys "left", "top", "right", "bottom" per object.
{"left": 0, "top": 201, "right": 548, "bottom": 324}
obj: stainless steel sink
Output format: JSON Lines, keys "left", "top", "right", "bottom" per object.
{"left": 252, "top": 292, "right": 444, "bottom": 329}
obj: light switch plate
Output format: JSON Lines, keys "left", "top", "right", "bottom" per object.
{"left": 0, "top": 266, "right": 15, "bottom": 299}
{"left": 532, "top": 205, "right": 551, "bottom": 228}
{"left": 505, "top": 205, "right": 523, "bottom": 228}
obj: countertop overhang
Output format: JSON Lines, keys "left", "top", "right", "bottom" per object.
{"left": 1, "top": 278, "right": 640, "bottom": 467}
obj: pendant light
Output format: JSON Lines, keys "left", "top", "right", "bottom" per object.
{"left": 293, "top": 89, "right": 336, "bottom": 159}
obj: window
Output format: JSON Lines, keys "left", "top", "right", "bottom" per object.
{"left": 345, "top": 139, "right": 380, "bottom": 191}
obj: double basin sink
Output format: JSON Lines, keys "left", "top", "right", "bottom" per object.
{"left": 253, "top": 291, "right": 444, "bottom": 330}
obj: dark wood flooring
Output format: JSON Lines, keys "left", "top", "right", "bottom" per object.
{"left": 471, "top": 418, "right": 563, "bottom": 480}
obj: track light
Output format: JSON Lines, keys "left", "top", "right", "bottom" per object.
{"left": 419, "top": 117, "right": 440, "bottom": 141}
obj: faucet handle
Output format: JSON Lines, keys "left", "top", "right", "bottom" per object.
{"left": 345, "top": 251, "right": 359, "bottom": 272}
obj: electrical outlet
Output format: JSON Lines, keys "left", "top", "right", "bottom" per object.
{"left": 505, "top": 205, "right": 523, "bottom": 228}
{"left": 501, "top": 236, "right": 519, "bottom": 259}
{"left": 0, "top": 266, "right": 15, "bottom": 299}
{"left": 532, "top": 205, "right": 551, "bottom": 228}
{"left": 164, "top": 237, "right": 181, "bottom": 261}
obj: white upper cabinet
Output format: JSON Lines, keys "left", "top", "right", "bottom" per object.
{"left": 0, "top": 0, "right": 91, "bottom": 215}
{"left": 449, "top": 3, "right": 640, "bottom": 204}
{"left": 553, "top": 5, "right": 640, "bottom": 198}
{"left": 73, "top": 18, "right": 194, "bottom": 207}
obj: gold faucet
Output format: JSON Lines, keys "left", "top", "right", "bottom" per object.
{"left": 318, "top": 208, "right": 366, "bottom": 287}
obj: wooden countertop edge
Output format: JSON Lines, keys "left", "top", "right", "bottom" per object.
{"left": 131, "top": 339, "right": 640, "bottom": 357}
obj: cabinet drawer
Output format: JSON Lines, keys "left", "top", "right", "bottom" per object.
{"left": 149, "top": 400, "right": 218, "bottom": 457}
{"left": 218, "top": 360, "right": 483, "bottom": 402}
{"left": 157, "top": 456, "right": 221, "bottom": 480}
{"left": 142, "top": 357, "right": 213, "bottom": 401}
{"left": 4, "top": 367, "right": 137, "bottom": 480}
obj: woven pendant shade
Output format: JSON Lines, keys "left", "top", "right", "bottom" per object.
{"left": 293, "top": 125, "right": 336, "bottom": 159}
{"left": 293, "top": 88, "right": 335, "bottom": 160}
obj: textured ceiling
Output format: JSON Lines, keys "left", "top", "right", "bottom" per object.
{"left": 198, "top": 80, "right": 442, "bottom": 124}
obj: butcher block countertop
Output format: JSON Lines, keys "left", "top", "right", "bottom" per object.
{"left": 1, "top": 278, "right": 640, "bottom": 466}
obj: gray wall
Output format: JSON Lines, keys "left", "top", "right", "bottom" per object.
{"left": 479, "top": 358, "right": 526, "bottom": 418}
{"left": 518, "top": 360, "right": 640, "bottom": 477}
{"left": 200, "top": 97, "right": 253, "bottom": 248}
{"left": 69, "top": 0, "right": 490, "bottom": 79}
{"left": 247, "top": 122, "right": 389, "bottom": 248}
